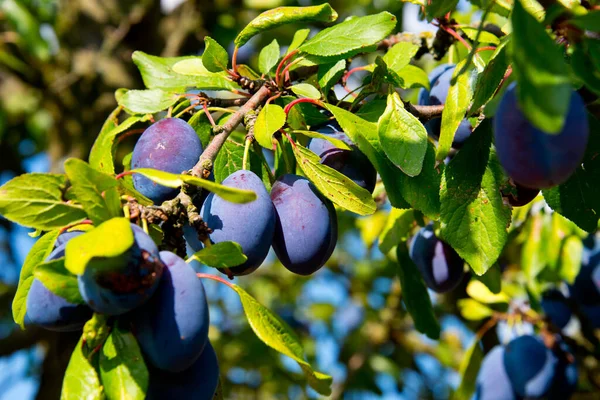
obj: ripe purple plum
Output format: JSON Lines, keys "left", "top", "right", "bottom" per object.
{"left": 408, "top": 224, "right": 465, "bottom": 293}
{"left": 541, "top": 289, "right": 572, "bottom": 329}
{"left": 131, "top": 118, "right": 203, "bottom": 204}
{"left": 474, "top": 346, "right": 518, "bottom": 400}
{"left": 271, "top": 174, "right": 337, "bottom": 276}
{"left": 78, "top": 224, "right": 164, "bottom": 315}
{"left": 307, "top": 122, "right": 377, "bottom": 193}
{"left": 132, "top": 251, "right": 209, "bottom": 372}
{"left": 24, "top": 244, "right": 92, "bottom": 331}
{"left": 201, "top": 170, "right": 275, "bottom": 275}
{"left": 494, "top": 83, "right": 589, "bottom": 189}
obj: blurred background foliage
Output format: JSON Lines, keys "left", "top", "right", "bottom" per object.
{"left": 1, "top": 1, "right": 599, "bottom": 399}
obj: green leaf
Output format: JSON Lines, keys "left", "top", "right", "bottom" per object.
{"left": 213, "top": 140, "right": 271, "bottom": 190}
{"left": 466, "top": 279, "right": 509, "bottom": 305}
{"left": 34, "top": 258, "right": 84, "bottom": 304}
{"left": 187, "top": 241, "right": 247, "bottom": 268}
{"left": 287, "top": 29, "right": 311, "bottom": 55}
{"left": 293, "top": 130, "right": 351, "bottom": 150}
{"left": 65, "top": 218, "right": 135, "bottom": 275}
{"left": 460, "top": 27, "right": 500, "bottom": 45}
{"left": 458, "top": 299, "right": 494, "bottom": 321}
{"left": 290, "top": 83, "right": 321, "bottom": 99}
{"left": 61, "top": 336, "right": 103, "bottom": 400}
{"left": 378, "top": 208, "right": 415, "bottom": 254}
{"left": 12, "top": 230, "right": 60, "bottom": 328}
{"left": 570, "top": 10, "right": 600, "bottom": 31}
{"left": 100, "top": 324, "right": 148, "bottom": 400}
{"left": 1, "top": 0, "right": 50, "bottom": 61}
{"left": 378, "top": 92, "right": 428, "bottom": 177}
{"left": 231, "top": 283, "right": 332, "bottom": 395}
{"left": 89, "top": 110, "right": 147, "bottom": 175}
{"left": 437, "top": 59, "right": 477, "bottom": 161}
{"left": 571, "top": 44, "right": 600, "bottom": 96}
{"left": 132, "top": 52, "right": 237, "bottom": 91}
{"left": 202, "top": 37, "right": 229, "bottom": 73}
{"left": 82, "top": 314, "right": 111, "bottom": 354}
{"left": 0, "top": 173, "right": 87, "bottom": 231}
{"left": 559, "top": 236, "right": 583, "bottom": 284}
{"left": 425, "top": 0, "right": 459, "bottom": 21}
{"left": 235, "top": 4, "right": 338, "bottom": 47}
{"left": 470, "top": 40, "right": 510, "bottom": 112}
{"left": 543, "top": 117, "right": 600, "bottom": 232}
{"left": 439, "top": 121, "right": 512, "bottom": 275}
{"left": 474, "top": 263, "right": 502, "bottom": 294}
{"left": 258, "top": 39, "right": 280, "bottom": 75}
{"left": 382, "top": 42, "right": 419, "bottom": 73}
{"left": 317, "top": 60, "right": 346, "bottom": 96}
{"left": 254, "top": 104, "right": 286, "bottom": 149}
{"left": 64, "top": 158, "right": 122, "bottom": 225}
{"left": 117, "top": 89, "right": 179, "bottom": 115}
{"left": 323, "top": 104, "right": 410, "bottom": 209}
{"left": 396, "top": 244, "right": 441, "bottom": 339}
{"left": 188, "top": 110, "right": 213, "bottom": 148}
{"left": 293, "top": 144, "right": 376, "bottom": 216}
{"left": 511, "top": 0, "right": 571, "bottom": 133}
{"left": 393, "top": 64, "right": 430, "bottom": 90}
{"left": 131, "top": 169, "right": 257, "bottom": 204}
{"left": 299, "top": 12, "right": 397, "bottom": 57}
{"left": 453, "top": 339, "right": 484, "bottom": 400}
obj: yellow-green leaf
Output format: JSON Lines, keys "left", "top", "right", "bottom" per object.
{"left": 187, "top": 242, "right": 247, "bottom": 268}
{"left": 254, "top": 104, "right": 286, "bottom": 149}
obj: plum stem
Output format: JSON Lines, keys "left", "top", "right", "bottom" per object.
{"left": 231, "top": 46, "right": 239, "bottom": 75}
{"left": 275, "top": 49, "right": 299, "bottom": 87}
{"left": 196, "top": 273, "right": 235, "bottom": 289}
{"left": 283, "top": 98, "right": 325, "bottom": 115}
{"left": 242, "top": 137, "right": 251, "bottom": 170}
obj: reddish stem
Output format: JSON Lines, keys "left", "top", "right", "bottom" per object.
{"left": 442, "top": 26, "right": 472, "bottom": 51}
{"left": 475, "top": 46, "right": 497, "bottom": 53}
{"left": 232, "top": 46, "right": 239, "bottom": 75}
{"left": 281, "top": 130, "right": 297, "bottom": 150}
{"left": 203, "top": 103, "right": 217, "bottom": 127}
{"left": 115, "top": 170, "right": 134, "bottom": 180}
{"left": 231, "top": 89, "right": 253, "bottom": 98}
{"left": 116, "top": 128, "right": 146, "bottom": 144}
{"left": 59, "top": 220, "right": 93, "bottom": 234}
{"left": 196, "top": 273, "right": 235, "bottom": 288}
{"left": 265, "top": 93, "right": 282, "bottom": 105}
{"left": 283, "top": 98, "right": 325, "bottom": 115}
{"left": 342, "top": 66, "right": 371, "bottom": 85}
{"left": 275, "top": 49, "right": 299, "bottom": 87}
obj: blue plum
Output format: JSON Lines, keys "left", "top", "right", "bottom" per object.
{"left": 307, "top": 122, "right": 377, "bottom": 193}
{"left": 571, "top": 254, "right": 600, "bottom": 306}
{"left": 503, "top": 335, "right": 557, "bottom": 398}
{"left": 78, "top": 224, "right": 164, "bottom": 315}
{"left": 24, "top": 244, "right": 92, "bottom": 331}
{"left": 409, "top": 224, "right": 465, "bottom": 293}
{"left": 132, "top": 118, "right": 203, "bottom": 204}
{"left": 132, "top": 251, "right": 209, "bottom": 372}
{"left": 502, "top": 182, "right": 540, "bottom": 207}
{"left": 541, "top": 289, "right": 572, "bottom": 329}
{"left": 473, "top": 346, "right": 517, "bottom": 400}
{"left": 421, "top": 65, "right": 473, "bottom": 147}
{"left": 201, "top": 170, "right": 275, "bottom": 275}
{"left": 580, "top": 304, "right": 600, "bottom": 328}
{"left": 147, "top": 341, "right": 219, "bottom": 400}
{"left": 418, "top": 63, "right": 454, "bottom": 106}
{"left": 54, "top": 229, "right": 84, "bottom": 248}
{"left": 494, "top": 83, "right": 589, "bottom": 189}
{"left": 271, "top": 174, "right": 337, "bottom": 276}
{"left": 183, "top": 223, "right": 204, "bottom": 254}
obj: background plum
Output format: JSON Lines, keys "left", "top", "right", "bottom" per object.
{"left": 131, "top": 118, "right": 203, "bottom": 204}
{"left": 201, "top": 170, "right": 275, "bottom": 275}
{"left": 131, "top": 251, "right": 209, "bottom": 372}
{"left": 541, "top": 289, "right": 572, "bottom": 329}
{"left": 54, "top": 230, "right": 84, "bottom": 249}
{"left": 494, "top": 83, "right": 589, "bottom": 189}
{"left": 271, "top": 174, "right": 337, "bottom": 276}
{"left": 409, "top": 224, "right": 465, "bottom": 293}
{"left": 473, "top": 346, "right": 517, "bottom": 400}
{"left": 78, "top": 223, "right": 164, "bottom": 315}
{"left": 503, "top": 335, "right": 557, "bottom": 398}
{"left": 307, "top": 122, "right": 377, "bottom": 193}
{"left": 420, "top": 65, "right": 473, "bottom": 147}
{"left": 25, "top": 244, "right": 92, "bottom": 331}
{"left": 501, "top": 182, "right": 540, "bottom": 207}
{"left": 147, "top": 341, "right": 219, "bottom": 400}
{"left": 570, "top": 254, "right": 600, "bottom": 306}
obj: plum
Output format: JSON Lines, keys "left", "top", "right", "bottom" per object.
{"left": 541, "top": 289, "right": 572, "bottom": 329}
{"left": 408, "top": 224, "right": 465, "bottom": 293}
{"left": 571, "top": 254, "right": 600, "bottom": 306}
{"left": 494, "top": 83, "right": 589, "bottom": 189}
{"left": 418, "top": 63, "right": 454, "bottom": 106}
{"left": 201, "top": 170, "right": 275, "bottom": 275}
{"left": 307, "top": 122, "right": 377, "bottom": 193}
{"left": 473, "top": 346, "right": 517, "bottom": 400}
{"left": 421, "top": 65, "right": 473, "bottom": 147}
{"left": 501, "top": 182, "right": 540, "bottom": 207}
{"left": 147, "top": 341, "right": 219, "bottom": 400}
{"left": 131, "top": 118, "right": 203, "bottom": 204}
{"left": 54, "top": 229, "right": 84, "bottom": 248}
{"left": 503, "top": 335, "right": 557, "bottom": 398}
{"left": 271, "top": 174, "right": 337, "bottom": 276}
{"left": 24, "top": 244, "right": 92, "bottom": 331}
{"left": 78, "top": 224, "right": 164, "bottom": 315}
{"left": 131, "top": 251, "right": 209, "bottom": 372}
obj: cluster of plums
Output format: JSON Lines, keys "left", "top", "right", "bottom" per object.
{"left": 130, "top": 117, "right": 378, "bottom": 277}
{"left": 24, "top": 224, "right": 219, "bottom": 399}
{"left": 474, "top": 335, "right": 577, "bottom": 400}
{"left": 420, "top": 64, "right": 589, "bottom": 207}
